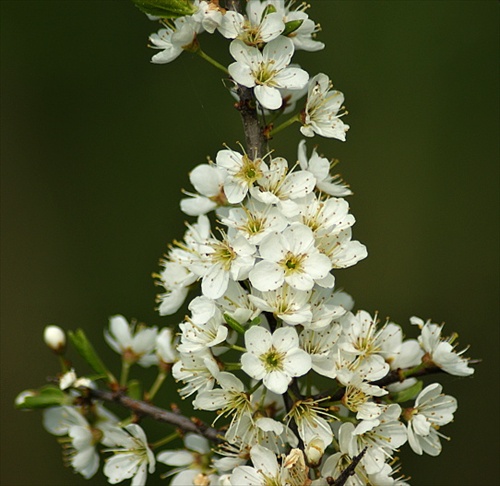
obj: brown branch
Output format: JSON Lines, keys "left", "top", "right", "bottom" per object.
{"left": 326, "top": 447, "right": 367, "bottom": 486}
{"left": 85, "top": 387, "right": 225, "bottom": 444}
{"left": 235, "top": 85, "right": 266, "bottom": 159}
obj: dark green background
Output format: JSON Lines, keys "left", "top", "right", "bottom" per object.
{"left": 1, "top": 1, "right": 498, "bottom": 485}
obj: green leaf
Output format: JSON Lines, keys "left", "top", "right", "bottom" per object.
{"left": 68, "top": 329, "right": 116, "bottom": 383}
{"left": 223, "top": 314, "right": 246, "bottom": 334}
{"left": 390, "top": 380, "right": 423, "bottom": 403}
{"left": 16, "top": 386, "right": 66, "bottom": 410}
{"left": 131, "top": 0, "right": 196, "bottom": 19}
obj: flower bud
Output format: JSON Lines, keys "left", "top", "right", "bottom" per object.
{"left": 43, "top": 325, "right": 66, "bottom": 353}
{"left": 305, "top": 437, "right": 325, "bottom": 467}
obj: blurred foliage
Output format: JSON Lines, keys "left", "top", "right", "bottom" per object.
{"left": 1, "top": 1, "right": 498, "bottom": 485}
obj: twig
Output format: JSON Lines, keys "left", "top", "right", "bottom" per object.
{"left": 85, "top": 387, "right": 224, "bottom": 444}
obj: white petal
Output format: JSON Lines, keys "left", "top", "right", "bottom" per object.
{"left": 254, "top": 85, "right": 283, "bottom": 110}
{"left": 249, "top": 260, "right": 284, "bottom": 291}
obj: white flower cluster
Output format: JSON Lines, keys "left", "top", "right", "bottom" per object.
{"left": 18, "top": 2, "right": 475, "bottom": 486}
{"left": 149, "top": 0, "right": 349, "bottom": 139}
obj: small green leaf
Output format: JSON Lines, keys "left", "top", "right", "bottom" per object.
{"left": 131, "top": 0, "right": 196, "bottom": 19}
{"left": 282, "top": 19, "right": 304, "bottom": 37}
{"left": 16, "top": 386, "right": 66, "bottom": 410}
{"left": 223, "top": 314, "right": 246, "bottom": 334}
{"left": 390, "top": 380, "right": 423, "bottom": 403}
{"left": 68, "top": 329, "right": 116, "bottom": 383}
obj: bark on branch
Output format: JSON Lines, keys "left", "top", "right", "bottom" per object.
{"left": 85, "top": 387, "right": 224, "bottom": 444}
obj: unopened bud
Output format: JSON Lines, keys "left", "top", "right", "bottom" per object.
{"left": 43, "top": 325, "right": 66, "bottom": 353}
{"left": 15, "top": 390, "right": 36, "bottom": 409}
{"left": 305, "top": 437, "right": 325, "bottom": 467}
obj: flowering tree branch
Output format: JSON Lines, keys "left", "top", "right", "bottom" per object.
{"left": 16, "top": 2, "right": 476, "bottom": 485}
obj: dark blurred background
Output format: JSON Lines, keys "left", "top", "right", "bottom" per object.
{"left": 1, "top": 1, "right": 498, "bottom": 485}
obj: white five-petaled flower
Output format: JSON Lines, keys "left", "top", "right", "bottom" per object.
{"left": 411, "top": 316, "right": 474, "bottom": 376}
{"left": 104, "top": 315, "right": 158, "bottom": 367}
{"left": 249, "top": 223, "right": 333, "bottom": 292}
{"left": 216, "top": 147, "right": 264, "bottom": 204}
{"left": 103, "top": 424, "right": 155, "bottom": 486}
{"left": 405, "top": 383, "right": 458, "bottom": 456}
{"left": 301, "top": 73, "right": 349, "bottom": 140}
{"left": 241, "top": 325, "right": 311, "bottom": 394}
{"left": 149, "top": 16, "right": 201, "bottom": 64}
{"left": 229, "top": 37, "right": 309, "bottom": 110}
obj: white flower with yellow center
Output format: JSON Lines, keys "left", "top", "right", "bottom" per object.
{"left": 229, "top": 37, "right": 309, "bottom": 110}
{"left": 250, "top": 156, "right": 316, "bottom": 217}
{"left": 249, "top": 223, "right": 333, "bottom": 292}
{"left": 301, "top": 73, "right": 349, "bottom": 140}
{"left": 218, "top": 6, "right": 284, "bottom": 46}
{"left": 221, "top": 201, "right": 288, "bottom": 245}
{"left": 241, "top": 325, "right": 311, "bottom": 394}
{"left": 404, "top": 383, "right": 457, "bottom": 456}
{"left": 249, "top": 284, "right": 312, "bottom": 326}
{"left": 216, "top": 147, "right": 265, "bottom": 204}
{"left": 200, "top": 232, "right": 256, "bottom": 299}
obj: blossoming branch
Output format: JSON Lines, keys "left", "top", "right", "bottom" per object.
{"left": 16, "top": 1, "right": 475, "bottom": 485}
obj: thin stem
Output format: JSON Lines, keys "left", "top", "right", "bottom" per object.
{"left": 150, "top": 431, "right": 180, "bottom": 450}
{"left": 230, "top": 344, "right": 247, "bottom": 353}
{"left": 147, "top": 371, "right": 167, "bottom": 401}
{"left": 268, "top": 113, "right": 301, "bottom": 137}
{"left": 196, "top": 49, "right": 229, "bottom": 74}
{"left": 120, "top": 360, "right": 131, "bottom": 388}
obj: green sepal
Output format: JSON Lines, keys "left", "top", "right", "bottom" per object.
{"left": 68, "top": 329, "right": 116, "bottom": 383}
{"left": 282, "top": 19, "right": 304, "bottom": 37}
{"left": 261, "top": 4, "right": 277, "bottom": 21}
{"left": 15, "top": 386, "right": 67, "bottom": 410}
{"left": 389, "top": 380, "right": 423, "bottom": 403}
{"left": 248, "top": 316, "right": 261, "bottom": 327}
{"left": 127, "top": 380, "right": 142, "bottom": 401}
{"left": 131, "top": 0, "right": 196, "bottom": 19}
{"left": 224, "top": 314, "right": 246, "bottom": 335}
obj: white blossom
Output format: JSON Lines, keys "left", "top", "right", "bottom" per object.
{"left": 405, "top": 383, "right": 457, "bottom": 456}
{"left": 229, "top": 37, "right": 308, "bottom": 110}
{"left": 241, "top": 325, "right": 311, "bottom": 394}
{"left": 104, "top": 315, "right": 158, "bottom": 367}
{"left": 103, "top": 424, "right": 155, "bottom": 486}
{"left": 301, "top": 73, "right": 349, "bottom": 140}
{"left": 412, "top": 316, "right": 474, "bottom": 376}
{"left": 249, "top": 223, "right": 333, "bottom": 292}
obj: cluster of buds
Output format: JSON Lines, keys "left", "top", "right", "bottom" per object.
{"left": 15, "top": 1, "right": 475, "bottom": 485}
